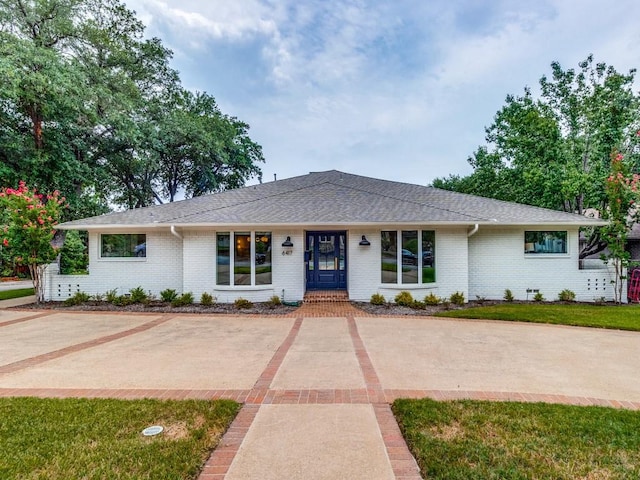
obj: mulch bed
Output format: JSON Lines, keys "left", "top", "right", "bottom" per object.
{"left": 13, "top": 300, "right": 499, "bottom": 316}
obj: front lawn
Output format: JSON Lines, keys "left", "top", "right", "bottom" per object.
{"left": 436, "top": 303, "right": 640, "bottom": 331}
{"left": 0, "top": 287, "right": 34, "bottom": 300}
{"left": 0, "top": 397, "right": 239, "bottom": 480}
{"left": 393, "top": 398, "right": 640, "bottom": 480}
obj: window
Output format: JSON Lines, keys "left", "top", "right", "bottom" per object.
{"left": 217, "top": 233, "right": 230, "bottom": 285}
{"left": 101, "top": 234, "right": 146, "bottom": 258}
{"left": 255, "top": 232, "right": 272, "bottom": 285}
{"left": 524, "top": 231, "right": 567, "bottom": 254}
{"left": 382, "top": 230, "right": 436, "bottom": 284}
{"left": 217, "top": 231, "right": 272, "bottom": 286}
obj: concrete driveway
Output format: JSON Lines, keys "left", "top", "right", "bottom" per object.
{"left": 2, "top": 307, "right": 639, "bottom": 479}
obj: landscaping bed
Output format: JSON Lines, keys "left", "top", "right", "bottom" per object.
{"left": 15, "top": 299, "right": 299, "bottom": 315}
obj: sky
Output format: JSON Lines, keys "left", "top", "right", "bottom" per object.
{"left": 122, "top": 0, "right": 640, "bottom": 186}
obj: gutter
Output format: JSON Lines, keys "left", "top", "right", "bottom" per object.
{"left": 467, "top": 224, "right": 479, "bottom": 237}
{"left": 170, "top": 225, "right": 183, "bottom": 240}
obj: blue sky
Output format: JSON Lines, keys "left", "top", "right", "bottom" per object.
{"left": 123, "top": 0, "right": 640, "bottom": 185}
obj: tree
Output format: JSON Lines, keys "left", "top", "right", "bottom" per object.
{"left": 433, "top": 56, "right": 640, "bottom": 257}
{"left": 0, "top": 181, "right": 64, "bottom": 302}
{"left": 59, "top": 230, "right": 88, "bottom": 274}
{"left": 601, "top": 148, "right": 640, "bottom": 303}
{"left": 0, "top": 0, "right": 263, "bottom": 214}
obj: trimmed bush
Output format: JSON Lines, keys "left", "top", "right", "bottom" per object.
{"left": 424, "top": 293, "right": 440, "bottom": 305}
{"left": 370, "top": 293, "right": 386, "bottom": 305}
{"left": 558, "top": 289, "right": 576, "bottom": 302}
{"left": 234, "top": 298, "right": 253, "bottom": 309}
{"left": 63, "top": 291, "right": 90, "bottom": 306}
{"left": 394, "top": 291, "right": 414, "bottom": 307}
{"left": 450, "top": 291, "right": 465, "bottom": 305}
{"left": 171, "top": 292, "right": 194, "bottom": 307}
{"left": 411, "top": 300, "right": 426, "bottom": 310}
{"left": 533, "top": 292, "right": 545, "bottom": 302}
{"left": 160, "top": 289, "right": 178, "bottom": 303}
{"left": 128, "top": 286, "right": 148, "bottom": 304}
{"left": 200, "top": 292, "right": 215, "bottom": 306}
{"left": 266, "top": 295, "right": 281, "bottom": 307}
{"left": 503, "top": 289, "right": 515, "bottom": 302}
{"left": 105, "top": 289, "right": 119, "bottom": 304}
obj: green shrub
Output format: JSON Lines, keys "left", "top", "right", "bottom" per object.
{"left": 63, "top": 291, "right": 90, "bottom": 306}
{"left": 105, "top": 289, "right": 119, "bottom": 304}
{"left": 200, "top": 292, "right": 215, "bottom": 306}
{"left": 503, "top": 289, "right": 515, "bottom": 302}
{"left": 92, "top": 293, "right": 104, "bottom": 302}
{"left": 424, "top": 292, "right": 440, "bottom": 306}
{"left": 112, "top": 295, "right": 132, "bottom": 306}
{"left": 128, "top": 286, "right": 148, "bottom": 304}
{"left": 533, "top": 292, "right": 545, "bottom": 302}
{"left": 234, "top": 298, "right": 253, "bottom": 309}
{"left": 475, "top": 295, "right": 487, "bottom": 304}
{"left": 411, "top": 300, "right": 426, "bottom": 310}
{"left": 394, "top": 291, "right": 414, "bottom": 307}
{"left": 370, "top": 293, "right": 386, "bottom": 305}
{"left": 449, "top": 291, "right": 465, "bottom": 305}
{"left": 266, "top": 295, "right": 281, "bottom": 307}
{"left": 160, "top": 289, "right": 178, "bottom": 303}
{"left": 171, "top": 292, "right": 194, "bottom": 307}
{"left": 558, "top": 289, "right": 576, "bottom": 302}
{"left": 59, "top": 230, "right": 88, "bottom": 275}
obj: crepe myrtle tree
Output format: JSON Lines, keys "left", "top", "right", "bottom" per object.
{"left": 601, "top": 149, "right": 640, "bottom": 303}
{"left": 0, "top": 182, "right": 65, "bottom": 302}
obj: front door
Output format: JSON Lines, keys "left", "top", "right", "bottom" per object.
{"left": 306, "top": 231, "right": 347, "bottom": 290}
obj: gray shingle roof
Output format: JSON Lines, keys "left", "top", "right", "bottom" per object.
{"left": 60, "top": 170, "right": 606, "bottom": 229}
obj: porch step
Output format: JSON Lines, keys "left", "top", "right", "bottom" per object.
{"left": 303, "top": 290, "right": 350, "bottom": 303}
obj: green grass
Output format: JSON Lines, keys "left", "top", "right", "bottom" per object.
{"left": 436, "top": 303, "right": 640, "bottom": 331}
{"left": 393, "top": 398, "right": 640, "bottom": 480}
{"left": 0, "top": 287, "right": 34, "bottom": 300}
{"left": 0, "top": 397, "right": 239, "bottom": 480}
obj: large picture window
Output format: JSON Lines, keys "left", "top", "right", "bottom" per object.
{"left": 217, "top": 232, "right": 272, "bottom": 286}
{"left": 382, "top": 230, "right": 435, "bottom": 284}
{"left": 101, "top": 234, "right": 146, "bottom": 258}
{"left": 524, "top": 231, "right": 567, "bottom": 254}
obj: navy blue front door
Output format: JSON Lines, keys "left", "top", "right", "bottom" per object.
{"left": 306, "top": 232, "right": 347, "bottom": 290}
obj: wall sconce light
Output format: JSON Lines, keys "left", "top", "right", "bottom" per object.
{"left": 282, "top": 236, "right": 293, "bottom": 255}
{"left": 359, "top": 235, "right": 371, "bottom": 246}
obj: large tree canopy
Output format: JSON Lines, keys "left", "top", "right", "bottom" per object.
{"left": 433, "top": 56, "right": 640, "bottom": 257}
{"left": 0, "top": 0, "right": 264, "bottom": 217}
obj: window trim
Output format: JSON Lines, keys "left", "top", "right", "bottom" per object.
{"left": 98, "top": 233, "right": 147, "bottom": 261}
{"left": 217, "top": 231, "right": 273, "bottom": 287}
{"left": 381, "top": 229, "right": 436, "bottom": 285}
{"left": 524, "top": 230, "right": 568, "bottom": 256}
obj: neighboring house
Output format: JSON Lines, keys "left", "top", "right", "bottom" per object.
{"left": 46, "top": 170, "right": 615, "bottom": 303}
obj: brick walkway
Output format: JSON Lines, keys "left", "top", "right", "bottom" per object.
{"left": 2, "top": 304, "right": 640, "bottom": 479}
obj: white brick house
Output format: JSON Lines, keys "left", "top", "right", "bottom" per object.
{"left": 46, "top": 170, "right": 613, "bottom": 303}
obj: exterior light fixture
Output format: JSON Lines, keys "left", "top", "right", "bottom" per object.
{"left": 359, "top": 235, "right": 371, "bottom": 246}
{"left": 282, "top": 236, "right": 293, "bottom": 255}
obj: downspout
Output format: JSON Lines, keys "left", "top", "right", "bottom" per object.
{"left": 467, "top": 224, "right": 479, "bottom": 237}
{"left": 170, "top": 225, "right": 183, "bottom": 240}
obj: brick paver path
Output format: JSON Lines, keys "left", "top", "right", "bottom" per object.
{"left": 2, "top": 303, "right": 640, "bottom": 479}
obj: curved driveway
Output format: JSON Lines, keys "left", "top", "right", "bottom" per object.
{"left": 2, "top": 307, "right": 639, "bottom": 479}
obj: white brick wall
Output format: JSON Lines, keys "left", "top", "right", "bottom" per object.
{"left": 46, "top": 230, "right": 183, "bottom": 300}
{"left": 468, "top": 227, "right": 616, "bottom": 302}
{"left": 349, "top": 227, "right": 469, "bottom": 302}
{"left": 45, "top": 225, "right": 616, "bottom": 304}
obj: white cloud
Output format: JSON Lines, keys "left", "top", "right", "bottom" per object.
{"left": 122, "top": 0, "right": 640, "bottom": 185}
